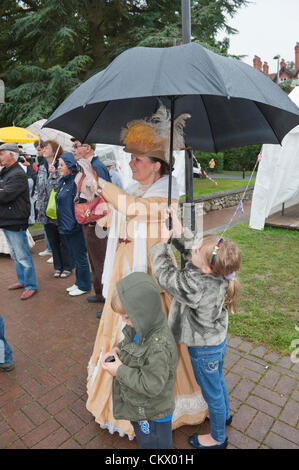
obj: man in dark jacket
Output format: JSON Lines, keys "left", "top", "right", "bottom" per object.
{"left": 0, "top": 143, "right": 38, "bottom": 300}
{"left": 72, "top": 138, "right": 111, "bottom": 318}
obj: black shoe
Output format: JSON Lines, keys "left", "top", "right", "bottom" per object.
{"left": 86, "top": 296, "right": 101, "bottom": 303}
{"left": 96, "top": 311, "right": 102, "bottom": 319}
{"left": 205, "top": 415, "right": 233, "bottom": 426}
{"left": 189, "top": 434, "right": 228, "bottom": 449}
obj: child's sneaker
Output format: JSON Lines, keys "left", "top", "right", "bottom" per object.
{"left": 0, "top": 361, "right": 15, "bottom": 372}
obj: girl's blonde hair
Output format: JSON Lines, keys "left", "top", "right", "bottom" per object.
{"left": 111, "top": 287, "right": 126, "bottom": 315}
{"left": 200, "top": 235, "right": 241, "bottom": 314}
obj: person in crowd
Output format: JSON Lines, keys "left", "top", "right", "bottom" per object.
{"left": 42, "top": 140, "right": 74, "bottom": 278}
{"left": 150, "top": 208, "right": 241, "bottom": 449}
{"left": 101, "top": 156, "right": 123, "bottom": 189}
{"left": 18, "top": 145, "right": 38, "bottom": 172}
{"left": 34, "top": 140, "right": 52, "bottom": 258}
{"left": 209, "top": 158, "right": 215, "bottom": 172}
{"left": 18, "top": 154, "right": 37, "bottom": 226}
{"left": 0, "top": 143, "right": 38, "bottom": 300}
{"left": 56, "top": 152, "right": 91, "bottom": 296}
{"left": 101, "top": 272, "right": 178, "bottom": 449}
{"left": 86, "top": 104, "right": 208, "bottom": 440}
{"left": 0, "top": 315, "right": 14, "bottom": 372}
{"left": 72, "top": 139, "right": 111, "bottom": 315}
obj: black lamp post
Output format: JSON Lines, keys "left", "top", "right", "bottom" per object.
{"left": 181, "top": 0, "right": 196, "bottom": 233}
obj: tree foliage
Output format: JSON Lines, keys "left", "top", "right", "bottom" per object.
{"left": 0, "top": 0, "right": 249, "bottom": 126}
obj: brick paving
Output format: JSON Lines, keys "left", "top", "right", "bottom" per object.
{"left": 0, "top": 209, "right": 298, "bottom": 449}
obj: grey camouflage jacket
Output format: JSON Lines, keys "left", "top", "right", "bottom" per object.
{"left": 150, "top": 238, "right": 229, "bottom": 347}
{"left": 34, "top": 165, "right": 61, "bottom": 225}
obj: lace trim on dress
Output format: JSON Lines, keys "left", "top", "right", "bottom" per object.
{"left": 173, "top": 391, "right": 208, "bottom": 421}
{"left": 99, "top": 422, "right": 135, "bottom": 440}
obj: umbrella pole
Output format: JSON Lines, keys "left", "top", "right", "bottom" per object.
{"left": 167, "top": 97, "right": 175, "bottom": 231}
{"left": 185, "top": 148, "right": 195, "bottom": 232}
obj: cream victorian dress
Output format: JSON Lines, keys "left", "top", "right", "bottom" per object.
{"left": 86, "top": 175, "right": 208, "bottom": 438}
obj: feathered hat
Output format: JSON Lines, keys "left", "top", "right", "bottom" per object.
{"left": 120, "top": 101, "right": 191, "bottom": 164}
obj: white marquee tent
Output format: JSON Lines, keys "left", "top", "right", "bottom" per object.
{"left": 249, "top": 86, "right": 299, "bottom": 230}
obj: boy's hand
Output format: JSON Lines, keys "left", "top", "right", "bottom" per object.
{"left": 101, "top": 351, "right": 122, "bottom": 377}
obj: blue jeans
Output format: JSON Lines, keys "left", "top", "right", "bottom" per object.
{"left": 131, "top": 420, "right": 172, "bottom": 449}
{"left": 188, "top": 338, "right": 229, "bottom": 443}
{"left": 0, "top": 316, "right": 13, "bottom": 365}
{"left": 61, "top": 230, "right": 91, "bottom": 292}
{"left": 3, "top": 229, "right": 38, "bottom": 290}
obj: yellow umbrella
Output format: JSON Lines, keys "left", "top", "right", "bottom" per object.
{"left": 0, "top": 126, "right": 39, "bottom": 143}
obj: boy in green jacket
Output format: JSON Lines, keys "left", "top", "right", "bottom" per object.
{"left": 101, "top": 272, "right": 178, "bottom": 449}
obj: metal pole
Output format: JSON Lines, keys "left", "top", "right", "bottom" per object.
{"left": 182, "top": 0, "right": 191, "bottom": 44}
{"left": 274, "top": 55, "right": 280, "bottom": 84}
{"left": 182, "top": 0, "right": 195, "bottom": 243}
{"left": 167, "top": 97, "right": 175, "bottom": 233}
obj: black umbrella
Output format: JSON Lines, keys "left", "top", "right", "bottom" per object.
{"left": 44, "top": 42, "right": 299, "bottom": 207}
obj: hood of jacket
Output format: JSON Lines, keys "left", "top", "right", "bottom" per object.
{"left": 60, "top": 152, "right": 77, "bottom": 182}
{"left": 116, "top": 272, "right": 167, "bottom": 343}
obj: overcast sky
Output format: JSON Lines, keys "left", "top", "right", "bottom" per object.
{"left": 217, "top": 0, "right": 299, "bottom": 72}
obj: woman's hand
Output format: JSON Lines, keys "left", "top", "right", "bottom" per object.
{"left": 97, "top": 177, "right": 107, "bottom": 194}
{"left": 49, "top": 164, "right": 56, "bottom": 178}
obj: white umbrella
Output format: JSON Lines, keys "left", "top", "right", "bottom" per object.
{"left": 26, "top": 119, "right": 73, "bottom": 152}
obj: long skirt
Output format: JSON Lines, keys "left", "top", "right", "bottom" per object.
{"left": 86, "top": 242, "right": 208, "bottom": 439}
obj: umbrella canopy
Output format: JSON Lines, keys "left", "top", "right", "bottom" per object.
{"left": 26, "top": 119, "right": 73, "bottom": 152}
{"left": 0, "top": 126, "right": 39, "bottom": 143}
{"left": 44, "top": 42, "right": 299, "bottom": 152}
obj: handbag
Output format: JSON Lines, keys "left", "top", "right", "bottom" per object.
{"left": 46, "top": 189, "right": 57, "bottom": 219}
{"left": 74, "top": 167, "right": 109, "bottom": 224}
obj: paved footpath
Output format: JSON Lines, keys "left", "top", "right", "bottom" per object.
{"left": 0, "top": 210, "right": 298, "bottom": 449}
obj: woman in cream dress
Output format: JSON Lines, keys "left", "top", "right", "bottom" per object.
{"left": 86, "top": 106, "right": 208, "bottom": 439}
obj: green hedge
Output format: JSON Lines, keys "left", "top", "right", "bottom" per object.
{"left": 194, "top": 144, "right": 261, "bottom": 171}
{"left": 223, "top": 144, "right": 261, "bottom": 170}
{"left": 193, "top": 151, "right": 224, "bottom": 172}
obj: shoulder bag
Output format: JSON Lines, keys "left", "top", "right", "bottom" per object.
{"left": 74, "top": 167, "right": 109, "bottom": 224}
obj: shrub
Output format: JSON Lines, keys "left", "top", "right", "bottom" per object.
{"left": 223, "top": 144, "right": 261, "bottom": 170}
{"left": 193, "top": 151, "right": 224, "bottom": 172}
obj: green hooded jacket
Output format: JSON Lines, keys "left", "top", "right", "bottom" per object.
{"left": 112, "top": 272, "right": 178, "bottom": 422}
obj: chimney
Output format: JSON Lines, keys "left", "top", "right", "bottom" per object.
{"left": 295, "top": 42, "right": 299, "bottom": 72}
{"left": 253, "top": 55, "right": 262, "bottom": 71}
{"left": 263, "top": 61, "right": 269, "bottom": 75}
{"left": 280, "top": 58, "right": 286, "bottom": 69}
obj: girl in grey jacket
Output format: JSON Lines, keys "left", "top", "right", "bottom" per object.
{"left": 150, "top": 209, "right": 241, "bottom": 450}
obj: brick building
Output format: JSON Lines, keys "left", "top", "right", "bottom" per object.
{"left": 253, "top": 42, "right": 299, "bottom": 85}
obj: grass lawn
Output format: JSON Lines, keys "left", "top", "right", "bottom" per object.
{"left": 180, "top": 178, "right": 255, "bottom": 198}
{"left": 175, "top": 223, "right": 298, "bottom": 354}
{"left": 28, "top": 223, "right": 42, "bottom": 232}
{"left": 218, "top": 223, "right": 298, "bottom": 354}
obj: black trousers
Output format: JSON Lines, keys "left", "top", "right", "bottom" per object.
{"left": 44, "top": 223, "right": 74, "bottom": 272}
{"left": 131, "top": 420, "right": 172, "bottom": 449}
